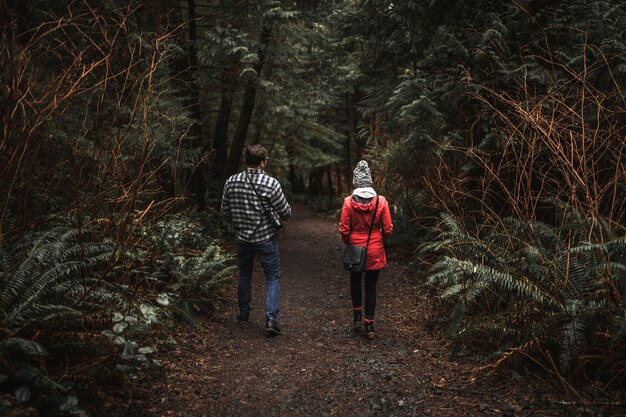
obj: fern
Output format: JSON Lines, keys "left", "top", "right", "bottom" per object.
{"left": 167, "top": 243, "right": 237, "bottom": 325}
{"left": 0, "top": 226, "right": 120, "bottom": 330}
{"left": 0, "top": 337, "right": 48, "bottom": 358}
{"left": 422, "top": 211, "right": 626, "bottom": 374}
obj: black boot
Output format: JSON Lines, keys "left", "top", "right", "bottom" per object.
{"left": 353, "top": 308, "right": 363, "bottom": 331}
{"left": 265, "top": 319, "right": 281, "bottom": 335}
{"left": 364, "top": 319, "right": 375, "bottom": 340}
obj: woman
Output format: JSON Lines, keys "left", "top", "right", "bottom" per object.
{"left": 339, "top": 160, "right": 393, "bottom": 339}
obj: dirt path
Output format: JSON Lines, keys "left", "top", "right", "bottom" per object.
{"left": 122, "top": 203, "right": 572, "bottom": 417}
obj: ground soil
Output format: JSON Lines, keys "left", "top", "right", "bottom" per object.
{"left": 108, "top": 203, "right": 625, "bottom": 417}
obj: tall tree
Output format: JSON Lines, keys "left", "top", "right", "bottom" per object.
{"left": 222, "top": 14, "right": 274, "bottom": 181}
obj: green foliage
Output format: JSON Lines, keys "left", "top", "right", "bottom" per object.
{"left": 166, "top": 245, "right": 236, "bottom": 327}
{"left": 143, "top": 213, "right": 218, "bottom": 253}
{"left": 421, "top": 211, "right": 626, "bottom": 376}
{"left": 0, "top": 224, "right": 121, "bottom": 414}
{"left": 132, "top": 213, "right": 236, "bottom": 326}
{"left": 196, "top": 1, "right": 351, "bottom": 191}
{"left": 331, "top": 0, "right": 625, "bottom": 213}
{"left": 1, "top": 0, "right": 193, "bottom": 235}
{"left": 0, "top": 216, "right": 234, "bottom": 411}
{"left": 102, "top": 302, "right": 164, "bottom": 377}
{"left": 0, "top": 337, "right": 85, "bottom": 415}
{"left": 0, "top": 0, "right": 255, "bottom": 413}
{"left": 256, "top": 7, "right": 349, "bottom": 181}
{"left": 0, "top": 226, "right": 119, "bottom": 331}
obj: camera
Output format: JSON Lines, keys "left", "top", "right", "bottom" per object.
{"left": 266, "top": 207, "right": 282, "bottom": 230}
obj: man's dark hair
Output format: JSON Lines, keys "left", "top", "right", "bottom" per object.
{"left": 245, "top": 144, "right": 269, "bottom": 166}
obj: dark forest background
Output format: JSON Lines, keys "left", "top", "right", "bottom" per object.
{"left": 0, "top": 0, "right": 624, "bottom": 415}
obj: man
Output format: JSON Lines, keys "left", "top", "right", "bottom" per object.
{"left": 221, "top": 144, "right": 291, "bottom": 335}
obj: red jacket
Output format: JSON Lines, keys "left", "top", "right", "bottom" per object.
{"left": 339, "top": 195, "right": 393, "bottom": 271}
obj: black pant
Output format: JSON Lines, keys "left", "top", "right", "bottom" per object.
{"left": 350, "top": 269, "right": 380, "bottom": 320}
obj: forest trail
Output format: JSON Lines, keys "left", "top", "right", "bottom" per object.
{"left": 125, "top": 203, "right": 557, "bottom": 417}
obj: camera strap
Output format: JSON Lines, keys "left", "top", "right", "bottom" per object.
{"left": 244, "top": 170, "right": 274, "bottom": 215}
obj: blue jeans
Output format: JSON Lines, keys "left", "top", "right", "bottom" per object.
{"left": 236, "top": 236, "right": 281, "bottom": 321}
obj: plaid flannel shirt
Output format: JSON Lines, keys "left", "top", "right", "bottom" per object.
{"left": 221, "top": 168, "right": 291, "bottom": 244}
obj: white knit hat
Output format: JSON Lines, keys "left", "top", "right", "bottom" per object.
{"left": 352, "top": 160, "right": 372, "bottom": 188}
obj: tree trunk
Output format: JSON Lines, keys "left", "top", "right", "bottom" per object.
{"left": 286, "top": 141, "right": 304, "bottom": 193}
{"left": 335, "top": 165, "right": 343, "bottom": 196}
{"left": 308, "top": 168, "right": 324, "bottom": 196}
{"left": 185, "top": 0, "right": 207, "bottom": 208}
{"left": 326, "top": 165, "right": 334, "bottom": 197}
{"left": 222, "top": 17, "right": 274, "bottom": 182}
{"left": 212, "top": 79, "right": 235, "bottom": 183}
{"left": 345, "top": 92, "right": 357, "bottom": 189}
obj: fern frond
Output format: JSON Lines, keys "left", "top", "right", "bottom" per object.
{"left": 21, "top": 305, "right": 85, "bottom": 326}
{"left": 173, "top": 300, "right": 199, "bottom": 328}
{"left": 441, "top": 283, "right": 465, "bottom": 298}
{"left": 612, "top": 316, "right": 626, "bottom": 344}
{"left": 559, "top": 317, "right": 587, "bottom": 373}
{"left": 0, "top": 337, "right": 48, "bottom": 357}
{"left": 426, "top": 267, "right": 462, "bottom": 287}
{"left": 446, "top": 302, "right": 464, "bottom": 338}
{"left": 0, "top": 226, "right": 118, "bottom": 330}
{"left": 166, "top": 243, "right": 235, "bottom": 316}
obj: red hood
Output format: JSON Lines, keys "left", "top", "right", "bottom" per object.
{"left": 351, "top": 196, "right": 378, "bottom": 212}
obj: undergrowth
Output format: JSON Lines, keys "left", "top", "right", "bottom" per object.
{"left": 420, "top": 210, "right": 626, "bottom": 386}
